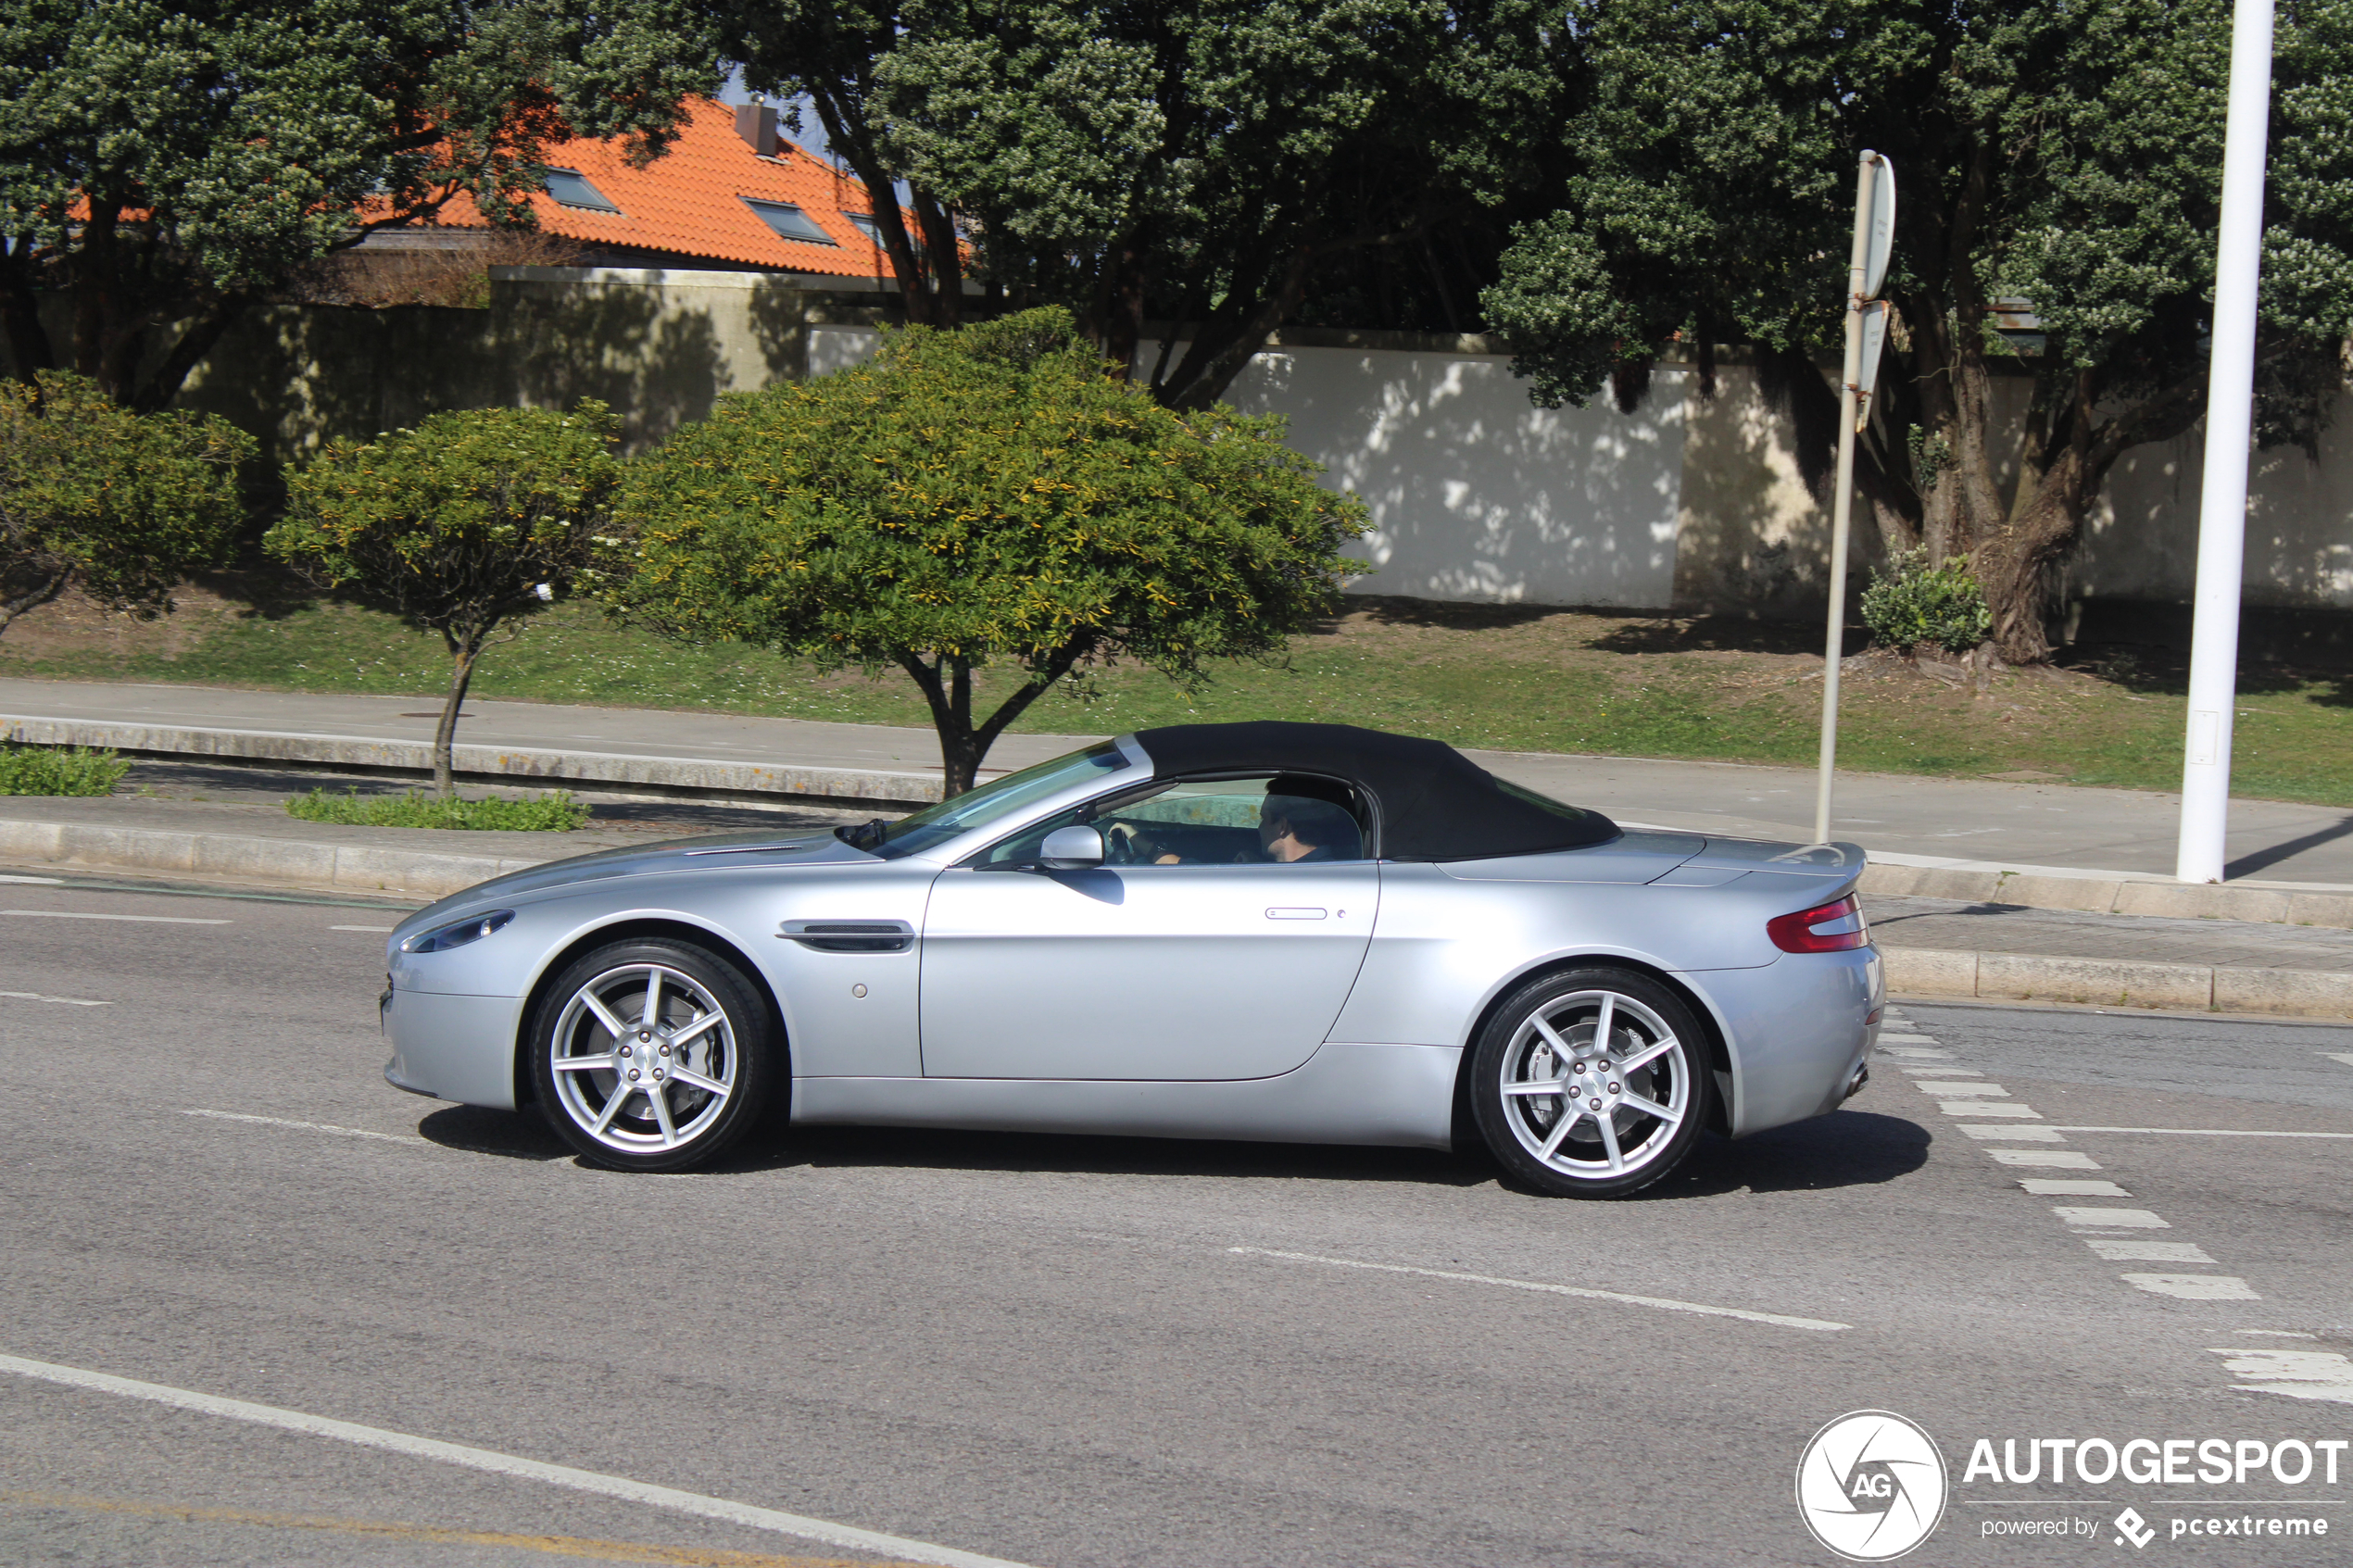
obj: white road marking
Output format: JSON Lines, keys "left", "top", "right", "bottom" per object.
{"left": 0, "top": 991, "right": 108, "bottom": 1007}
{"left": 2212, "top": 1348, "right": 2353, "bottom": 1404}
{"left": 2053, "top": 1206, "right": 2170, "bottom": 1229}
{"left": 2044, "top": 1125, "right": 2353, "bottom": 1139}
{"left": 1226, "top": 1247, "right": 1848, "bottom": 1333}
{"left": 1878, "top": 1033, "right": 1939, "bottom": 1044}
{"left": 0, "top": 874, "right": 62, "bottom": 884}
{"left": 2319, "top": 1053, "right": 2353, "bottom": 1069}
{"left": 1940, "top": 1101, "right": 2041, "bottom": 1118}
{"left": 331, "top": 924, "right": 396, "bottom": 934}
{"left": 1879, "top": 1047, "right": 1951, "bottom": 1059}
{"left": 2087, "top": 1240, "right": 2215, "bottom": 1263}
{"left": 1917, "top": 1081, "right": 2006, "bottom": 1096}
{"left": 2128, "top": 1274, "right": 2258, "bottom": 1300}
{"left": 1957, "top": 1124, "right": 2065, "bottom": 1141}
{"left": 0, "top": 909, "right": 230, "bottom": 924}
{"left": 1986, "top": 1148, "right": 2100, "bottom": 1169}
{"left": 182, "top": 1110, "right": 424, "bottom": 1146}
{"left": 2020, "top": 1179, "right": 2132, "bottom": 1197}
{"left": 1897, "top": 1065, "right": 1979, "bottom": 1075}
{"left": 0, "top": 1351, "right": 1032, "bottom": 1568}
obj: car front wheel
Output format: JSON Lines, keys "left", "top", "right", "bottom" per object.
{"left": 1469, "top": 967, "right": 1710, "bottom": 1198}
{"left": 530, "top": 939, "right": 778, "bottom": 1172}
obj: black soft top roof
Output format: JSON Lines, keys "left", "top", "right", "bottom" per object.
{"left": 1131, "top": 721, "right": 1618, "bottom": 861}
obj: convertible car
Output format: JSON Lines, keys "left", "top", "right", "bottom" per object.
{"left": 382, "top": 722, "right": 1882, "bottom": 1196}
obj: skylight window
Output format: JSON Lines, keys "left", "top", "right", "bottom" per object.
{"left": 742, "top": 198, "right": 837, "bottom": 245}
{"left": 543, "top": 169, "right": 621, "bottom": 214}
{"left": 845, "top": 211, "right": 881, "bottom": 243}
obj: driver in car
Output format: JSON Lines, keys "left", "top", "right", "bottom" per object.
{"left": 1258, "top": 794, "right": 1355, "bottom": 862}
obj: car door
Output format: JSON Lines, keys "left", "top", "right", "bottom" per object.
{"left": 917, "top": 777, "right": 1378, "bottom": 1081}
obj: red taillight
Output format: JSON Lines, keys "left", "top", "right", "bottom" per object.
{"left": 1768, "top": 894, "right": 1868, "bottom": 954}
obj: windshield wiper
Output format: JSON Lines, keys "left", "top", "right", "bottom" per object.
{"left": 835, "top": 819, "right": 889, "bottom": 852}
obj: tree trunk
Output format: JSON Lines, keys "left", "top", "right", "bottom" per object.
{"left": 1975, "top": 446, "right": 2095, "bottom": 664}
{"left": 895, "top": 642, "right": 1091, "bottom": 797}
{"left": 0, "top": 567, "right": 71, "bottom": 638}
{"left": 433, "top": 637, "right": 483, "bottom": 797}
{"left": 1, "top": 238, "right": 54, "bottom": 384}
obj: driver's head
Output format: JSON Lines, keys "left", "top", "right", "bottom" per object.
{"left": 1259, "top": 783, "right": 1357, "bottom": 861}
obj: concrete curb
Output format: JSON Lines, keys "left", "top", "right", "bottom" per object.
{"left": 1881, "top": 945, "right": 2353, "bottom": 1019}
{"left": 1, "top": 715, "right": 944, "bottom": 812}
{"left": 0, "top": 818, "right": 546, "bottom": 899}
{"left": 1857, "top": 859, "right": 2353, "bottom": 930}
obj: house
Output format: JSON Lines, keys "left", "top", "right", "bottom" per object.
{"left": 349, "top": 98, "right": 901, "bottom": 279}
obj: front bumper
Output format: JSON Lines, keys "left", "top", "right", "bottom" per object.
{"left": 381, "top": 984, "right": 526, "bottom": 1110}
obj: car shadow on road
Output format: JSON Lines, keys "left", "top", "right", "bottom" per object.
{"left": 415, "top": 1105, "right": 1931, "bottom": 1195}
{"left": 1641, "top": 1110, "right": 1930, "bottom": 1200}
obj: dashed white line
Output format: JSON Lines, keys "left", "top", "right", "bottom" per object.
{"left": 2087, "top": 1240, "right": 2215, "bottom": 1263}
{"left": 1986, "top": 1148, "right": 2101, "bottom": 1169}
{"left": 2127, "top": 1273, "right": 2259, "bottom": 1300}
{"left": 2044, "top": 1125, "right": 2353, "bottom": 1139}
{"left": 2020, "top": 1179, "right": 2132, "bottom": 1198}
{"left": 182, "top": 1110, "right": 423, "bottom": 1146}
{"left": 2053, "top": 1206, "right": 2171, "bottom": 1229}
{"left": 1227, "top": 1247, "right": 1849, "bottom": 1333}
{"left": 1941, "top": 1101, "right": 2041, "bottom": 1118}
{"left": 1, "top": 909, "right": 230, "bottom": 924}
{"left": 0, "top": 1351, "right": 1034, "bottom": 1568}
{"left": 1917, "top": 1081, "right": 2007, "bottom": 1096}
{"left": 2212, "top": 1348, "right": 2353, "bottom": 1404}
{"left": 0, "top": 991, "right": 108, "bottom": 1007}
{"left": 1957, "top": 1124, "right": 2065, "bottom": 1140}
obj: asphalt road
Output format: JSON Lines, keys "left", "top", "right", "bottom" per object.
{"left": 3, "top": 876, "right": 2349, "bottom": 1567}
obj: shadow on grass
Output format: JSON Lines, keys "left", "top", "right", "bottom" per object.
{"left": 420, "top": 1101, "right": 1931, "bottom": 1199}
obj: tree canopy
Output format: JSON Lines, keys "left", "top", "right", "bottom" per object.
{"left": 0, "top": 370, "right": 251, "bottom": 635}
{"left": 613, "top": 307, "right": 1367, "bottom": 792}
{"left": 715, "top": 0, "right": 1561, "bottom": 408}
{"left": 0, "top": 0, "right": 724, "bottom": 410}
{"left": 1481, "top": 0, "right": 2353, "bottom": 660}
{"left": 268, "top": 402, "right": 624, "bottom": 794}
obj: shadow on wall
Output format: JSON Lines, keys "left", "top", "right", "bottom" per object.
{"left": 2085, "top": 396, "right": 2353, "bottom": 610}
{"left": 1210, "top": 344, "right": 1685, "bottom": 610}
{"left": 499, "top": 282, "right": 724, "bottom": 452}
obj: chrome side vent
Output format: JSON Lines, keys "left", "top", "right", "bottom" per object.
{"left": 779, "top": 919, "right": 914, "bottom": 953}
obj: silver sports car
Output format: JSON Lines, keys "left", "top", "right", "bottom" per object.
{"left": 382, "top": 722, "right": 1883, "bottom": 1196}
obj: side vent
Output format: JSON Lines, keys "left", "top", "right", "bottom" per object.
{"left": 779, "top": 919, "right": 913, "bottom": 953}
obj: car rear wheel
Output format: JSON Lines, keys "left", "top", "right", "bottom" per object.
{"left": 1469, "top": 967, "right": 1710, "bottom": 1198}
{"left": 530, "top": 939, "right": 778, "bottom": 1172}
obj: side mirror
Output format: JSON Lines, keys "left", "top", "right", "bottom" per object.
{"left": 1038, "top": 825, "right": 1105, "bottom": 870}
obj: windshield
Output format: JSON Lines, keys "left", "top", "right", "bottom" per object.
{"left": 851, "top": 742, "right": 1131, "bottom": 860}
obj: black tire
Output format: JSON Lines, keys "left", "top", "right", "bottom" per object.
{"left": 1469, "top": 966, "right": 1711, "bottom": 1198}
{"left": 529, "top": 939, "right": 780, "bottom": 1172}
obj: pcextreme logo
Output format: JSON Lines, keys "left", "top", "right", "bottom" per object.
{"left": 1796, "top": 1410, "right": 1950, "bottom": 1562}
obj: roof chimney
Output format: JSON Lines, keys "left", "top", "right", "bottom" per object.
{"left": 734, "top": 100, "right": 778, "bottom": 158}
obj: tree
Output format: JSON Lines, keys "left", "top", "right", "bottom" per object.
{"left": 0, "top": 370, "right": 250, "bottom": 636}
{"left": 1481, "top": 0, "right": 2353, "bottom": 662}
{"left": 713, "top": 0, "right": 1562, "bottom": 408}
{"left": 613, "top": 307, "right": 1368, "bottom": 795}
{"left": 267, "top": 403, "right": 624, "bottom": 795}
{"left": 0, "top": 0, "right": 724, "bottom": 412}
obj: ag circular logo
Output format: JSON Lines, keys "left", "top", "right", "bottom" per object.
{"left": 1795, "top": 1410, "right": 1948, "bottom": 1561}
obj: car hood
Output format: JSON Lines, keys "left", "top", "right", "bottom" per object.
{"left": 398, "top": 828, "right": 876, "bottom": 932}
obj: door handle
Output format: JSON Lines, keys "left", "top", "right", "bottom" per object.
{"left": 1265, "top": 907, "right": 1327, "bottom": 921}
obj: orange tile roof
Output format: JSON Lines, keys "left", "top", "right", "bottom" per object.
{"left": 433, "top": 97, "right": 899, "bottom": 277}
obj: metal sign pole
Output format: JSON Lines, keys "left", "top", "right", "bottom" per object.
{"left": 2175, "top": 0, "right": 2277, "bottom": 884}
{"left": 1814, "top": 152, "right": 1887, "bottom": 846}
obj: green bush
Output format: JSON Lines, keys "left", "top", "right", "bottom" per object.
{"left": 614, "top": 306, "right": 1367, "bottom": 794}
{"left": 0, "top": 371, "right": 251, "bottom": 636}
{"left": 268, "top": 403, "right": 624, "bottom": 796}
{"left": 0, "top": 740, "right": 131, "bottom": 796}
{"left": 1860, "top": 550, "right": 1993, "bottom": 655}
{"left": 284, "top": 788, "right": 593, "bottom": 831}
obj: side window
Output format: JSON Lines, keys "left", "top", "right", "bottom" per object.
{"left": 971, "top": 773, "right": 1365, "bottom": 867}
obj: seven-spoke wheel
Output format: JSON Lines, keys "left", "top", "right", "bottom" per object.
{"left": 530, "top": 940, "right": 777, "bottom": 1171}
{"left": 1470, "top": 967, "right": 1709, "bottom": 1198}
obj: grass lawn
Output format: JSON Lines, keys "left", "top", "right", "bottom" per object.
{"left": 6, "top": 570, "right": 2350, "bottom": 806}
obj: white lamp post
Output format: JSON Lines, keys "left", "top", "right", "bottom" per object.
{"left": 2175, "top": 0, "right": 2277, "bottom": 884}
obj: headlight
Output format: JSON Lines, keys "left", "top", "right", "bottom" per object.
{"left": 399, "top": 909, "right": 516, "bottom": 954}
